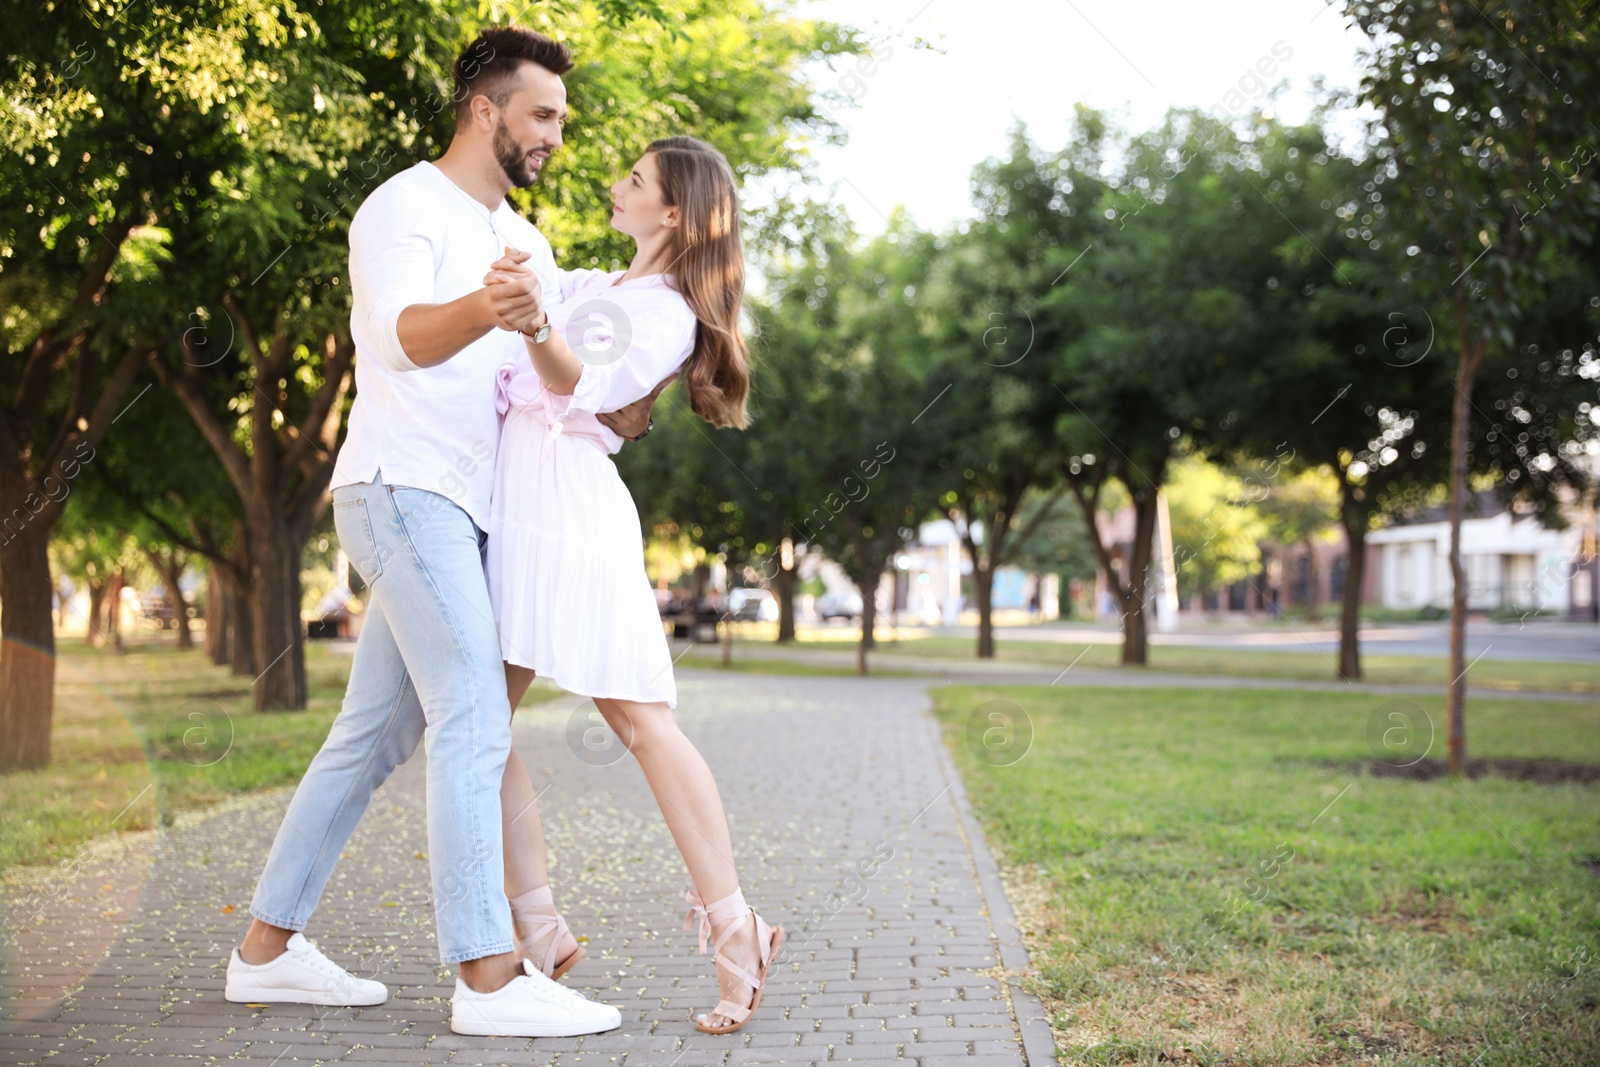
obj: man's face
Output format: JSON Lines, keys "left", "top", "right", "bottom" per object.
{"left": 488, "top": 62, "right": 567, "bottom": 188}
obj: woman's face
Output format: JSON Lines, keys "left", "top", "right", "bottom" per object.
{"left": 609, "top": 152, "right": 677, "bottom": 240}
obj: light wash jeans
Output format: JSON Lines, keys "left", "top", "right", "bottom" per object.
{"left": 249, "top": 473, "right": 515, "bottom": 965}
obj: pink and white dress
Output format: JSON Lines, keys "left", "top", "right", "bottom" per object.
{"left": 485, "top": 268, "right": 697, "bottom": 707}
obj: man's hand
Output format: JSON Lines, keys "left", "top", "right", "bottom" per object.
{"left": 482, "top": 246, "right": 543, "bottom": 332}
{"left": 599, "top": 371, "right": 677, "bottom": 441}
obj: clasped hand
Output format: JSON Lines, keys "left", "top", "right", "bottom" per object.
{"left": 483, "top": 244, "right": 670, "bottom": 440}
{"left": 483, "top": 246, "right": 544, "bottom": 333}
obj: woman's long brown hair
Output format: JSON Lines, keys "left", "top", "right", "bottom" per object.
{"left": 648, "top": 136, "right": 750, "bottom": 429}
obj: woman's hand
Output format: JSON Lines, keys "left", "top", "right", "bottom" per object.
{"left": 483, "top": 246, "right": 543, "bottom": 332}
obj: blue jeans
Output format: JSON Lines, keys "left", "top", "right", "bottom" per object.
{"left": 249, "top": 473, "right": 515, "bottom": 965}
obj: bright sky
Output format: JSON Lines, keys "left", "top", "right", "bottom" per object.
{"left": 756, "top": 0, "right": 1375, "bottom": 235}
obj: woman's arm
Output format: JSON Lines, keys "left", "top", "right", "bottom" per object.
{"left": 485, "top": 254, "right": 582, "bottom": 392}
{"left": 521, "top": 309, "right": 583, "bottom": 395}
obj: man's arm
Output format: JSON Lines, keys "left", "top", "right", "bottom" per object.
{"left": 397, "top": 246, "right": 543, "bottom": 369}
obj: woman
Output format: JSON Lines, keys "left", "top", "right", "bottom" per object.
{"left": 482, "top": 136, "right": 781, "bottom": 1035}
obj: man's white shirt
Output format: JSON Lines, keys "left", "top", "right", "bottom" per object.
{"left": 331, "top": 160, "right": 559, "bottom": 529}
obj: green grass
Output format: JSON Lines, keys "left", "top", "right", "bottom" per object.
{"left": 933, "top": 684, "right": 1600, "bottom": 1065}
{"left": 800, "top": 633, "right": 1600, "bottom": 694}
{"left": 675, "top": 647, "right": 917, "bottom": 677}
{"left": 0, "top": 635, "right": 563, "bottom": 872}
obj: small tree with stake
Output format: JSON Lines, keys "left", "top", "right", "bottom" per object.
{"left": 1344, "top": 0, "right": 1600, "bottom": 771}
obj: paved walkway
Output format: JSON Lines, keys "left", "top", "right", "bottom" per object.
{"left": 1, "top": 673, "right": 1056, "bottom": 1067}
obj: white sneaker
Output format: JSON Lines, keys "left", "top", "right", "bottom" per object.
{"left": 225, "top": 932, "right": 387, "bottom": 1006}
{"left": 451, "top": 958, "right": 622, "bottom": 1037}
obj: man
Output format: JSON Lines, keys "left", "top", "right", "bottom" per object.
{"left": 224, "top": 26, "right": 663, "bottom": 1038}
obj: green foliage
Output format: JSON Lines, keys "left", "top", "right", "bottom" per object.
{"left": 528, "top": 0, "right": 862, "bottom": 268}
{"left": 1165, "top": 456, "right": 1269, "bottom": 601}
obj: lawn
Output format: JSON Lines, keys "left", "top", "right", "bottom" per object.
{"left": 932, "top": 683, "right": 1600, "bottom": 1066}
{"left": 799, "top": 632, "right": 1600, "bottom": 694}
{"left": 0, "top": 636, "right": 562, "bottom": 871}
{"left": 674, "top": 645, "right": 917, "bottom": 677}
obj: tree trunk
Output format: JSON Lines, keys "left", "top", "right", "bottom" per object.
{"left": 1337, "top": 502, "right": 1368, "bottom": 681}
{"left": 1446, "top": 335, "right": 1483, "bottom": 776}
{"left": 1302, "top": 537, "right": 1321, "bottom": 624}
{"left": 230, "top": 579, "right": 256, "bottom": 677}
{"left": 1121, "top": 489, "right": 1162, "bottom": 666}
{"left": 1066, "top": 473, "right": 1157, "bottom": 667}
{"left": 0, "top": 526, "right": 57, "bottom": 771}
{"left": 250, "top": 511, "right": 306, "bottom": 710}
{"left": 974, "top": 563, "right": 995, "bottom": 658}
{"left": 148, "top": 550, "right": 193, "bottom": 650}
{"left": 1121, "top": 594, "right": 1149, "bottom": 666}
{"left": 856, "top": 578, "right": 879, "bottom": 676}
{"left": 172, "top": 579, "right": 193, "bottom": 650}
{"left": 720, "top": 593, "right": 734, "bottom": 666}
{"left": 85, "top": 579, "right": 109, "bottom": 647}
{"left": 205, "top": 564, "right": 229, "bottom": 665}
{"left": 774, "top": 561, "right": 797, "bottom": 643}
{"left": 106, "top": 569, "right": 124, "bottom": 651}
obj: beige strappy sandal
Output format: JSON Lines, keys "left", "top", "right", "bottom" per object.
{"left": 508, "top": 885, "right": 586, "bottom": 980}
{"left": 683, "top": 887, "right": 785, "bottom": 1035}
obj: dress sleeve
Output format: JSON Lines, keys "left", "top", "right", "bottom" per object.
{"left": 553, "top": 267, "right": 614, "bottom": 304}
{"left": 349, "top": 183, "right": 439, "bottom": 373}
{"left": 551, "top": 294, "right": 698, "bottom": 418}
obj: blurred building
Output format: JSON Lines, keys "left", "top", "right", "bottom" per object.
{"left": 1092, "top": 492, "right": 1599, "bottom": 622}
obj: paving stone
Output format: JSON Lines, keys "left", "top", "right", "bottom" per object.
{"left": 2, "top": 674, "right": 1052, "bottom": 1066}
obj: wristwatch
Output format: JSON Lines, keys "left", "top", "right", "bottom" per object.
{"left": 634, "top": 418, "right": 654, "bottom": 441}
{"left": 520, "top": 310, "right": 552, "bottom": 344}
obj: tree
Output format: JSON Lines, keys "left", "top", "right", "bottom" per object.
{"left": 1181, "top": 107, "right": 1452, "bottom": 680}
{"left": 1251, "top": 466, "right": 1340, "bottom": 621}
{"left": 921, "top": 123, "right": 1096, "bottom": 658}
{"left": 729, "top": 199, "right": 860, "bottom": 642}
{"left": 797, "top": 222, "right": 944, "bottom": 673}
{"left": 1045, "top": 110, "right": 1277, "bottom": 665}
{"left": 0, "top": 0, "right": 290, "bottom": 767}
{"left": 1165, "top": 457, "right": 1270, "bottom": 608}
{"left": 1004, "top": 489, "right": 1100, "bottom": 616}
{"left": 1344, "top": 0, "right": 1600, "bottom": 771}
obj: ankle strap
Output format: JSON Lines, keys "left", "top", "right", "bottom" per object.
{"left": 683, "top": 888, "right": 751, "bottom": 955}
{"left": 509, "top": 885, "right": 554, "bottom": 918}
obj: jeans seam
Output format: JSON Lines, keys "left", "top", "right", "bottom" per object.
{"left": 382, "top": 486, "right": 500, "bottom": 950}
{"left": 282, "top": 654, "right": 416, "bottom": 926}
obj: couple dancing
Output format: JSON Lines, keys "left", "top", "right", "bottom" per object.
{"left": 222, "top": 26, "right": 781, "bottom": 1038}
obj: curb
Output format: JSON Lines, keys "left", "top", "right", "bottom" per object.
{"left": 924, "top": 693, "right": 1058, "bottom": 1067}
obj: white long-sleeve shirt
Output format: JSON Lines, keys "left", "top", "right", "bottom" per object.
{"left": 331, "top": 160, "right": 559, "bottom": 529}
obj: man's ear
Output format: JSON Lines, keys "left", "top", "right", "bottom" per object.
{"left": 469, "top": 93, "right": 496, "bottom": 132}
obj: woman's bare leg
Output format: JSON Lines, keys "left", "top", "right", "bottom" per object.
{"left": 593, "top": 696, "right": 762, "bottom": 1027}
{"left": 500, "top": 663, "right": 576, "bottom": 968}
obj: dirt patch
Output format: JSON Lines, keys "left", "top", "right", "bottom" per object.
{"left": 1372, "top": 890, "right": 1469, "bottom": 934}
{"left": 1358, "top": 757, "right": 1600, "bottom": 785}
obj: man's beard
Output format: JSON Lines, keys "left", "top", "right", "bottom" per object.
{"left": 494, "top": 118, "right": 538, "bottom": 188}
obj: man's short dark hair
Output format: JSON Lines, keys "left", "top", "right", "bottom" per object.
{"left": 453, "top": 26, "right": 574, "bottom": 122}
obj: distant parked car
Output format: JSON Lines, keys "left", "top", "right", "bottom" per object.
{"left": 140, "top": 587, "right": 177, "bottom": 629}
{"left": 728, "top": 587, "right": 779, "bottom": 622}
{"left": 815, "top": 588, "right": 864, "bottom": 621}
